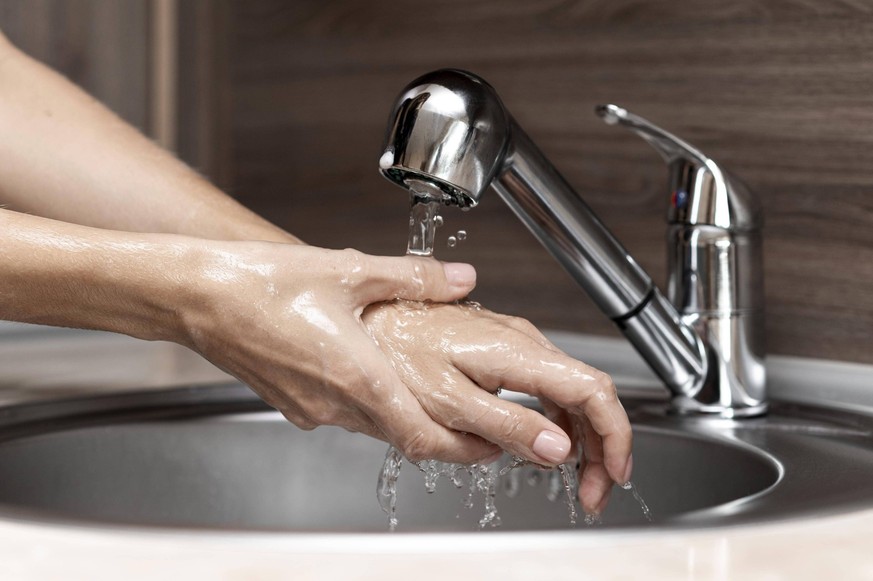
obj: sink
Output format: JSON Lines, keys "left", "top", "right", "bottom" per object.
{"left": 0, "top": 382, "right": 871, "bottom": 533}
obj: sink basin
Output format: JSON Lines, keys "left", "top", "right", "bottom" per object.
{"left": 0, "top": 382, "right": 870, "bottom": 533}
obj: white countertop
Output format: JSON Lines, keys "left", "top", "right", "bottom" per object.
{"left": 2, "top": 505, "right": 872, "bottom": 580}
{"left": 1, "top": 324, "right": 872, "bottom": 580}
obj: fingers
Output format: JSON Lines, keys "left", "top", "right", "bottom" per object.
{"left": 576, "top": 417, "right": 616, "bottom": 515}
{"left": 347, "top": 250, "right": 476, "bottom": 304}
{"left": 411, "top": 370, "right": 572, "bottom": 466}
{"left": 540, "top": 398, "right": 580, "bottom": 459}
{"left": 350, "top": 341, "right": 500, "bottom": 464}
{"left": 452, "top": 336, "right": 633, "bottom": 485}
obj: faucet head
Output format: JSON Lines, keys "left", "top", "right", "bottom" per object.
{"left": 379, "top": 69, "right": 511, "bottom": 207}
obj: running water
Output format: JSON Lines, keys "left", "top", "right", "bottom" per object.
{"left": 406, "top": 184, "right": 445, "bottom": 256}
{"left": 621, "top": 480, "right": 654, "bottom": 522}
{"left": 377, "top": 446, "right": 403, "bottom": 532}
{"left": 557, "top": 464, "right": 579, "bottom": 526}
{"left": 377, "top": 449, "right": 582, "bottom": 531}
{"left": 377, "top": 445, "right": 654, "bottom": 530}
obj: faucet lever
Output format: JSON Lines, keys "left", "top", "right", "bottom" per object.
{"left": 597, "top": 104, "right": 761, "bottom": 232}
{"left": 596, "top": 104, "right": 707, "bottom": 166}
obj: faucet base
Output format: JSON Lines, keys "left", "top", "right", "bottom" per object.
{"left": 669, "top": 399, "right": 769, "bottom": 419}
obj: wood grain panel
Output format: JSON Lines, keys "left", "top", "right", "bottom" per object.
{"left": 176, "top": 0, "right": 233, "bottom": 187}
{"left": 0, "top": 0, "right": 151, "bottom": 131}
{"left": 225, "top": 0, "right": 873, "bottom": 363}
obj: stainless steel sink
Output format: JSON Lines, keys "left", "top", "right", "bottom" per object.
{"left": 0, "top": 382, "right": 870, "bottom": 533}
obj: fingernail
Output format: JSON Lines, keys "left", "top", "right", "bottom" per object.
{"left": 622, "top": 453, "right": 634, "bottom": 485}
{"left": 442, "top": 262, "right": 476, "bottom": 288}
{"left": 532, "top": 430, "right": 571, "bottom": 464}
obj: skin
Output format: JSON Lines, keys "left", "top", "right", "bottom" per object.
{"left": 0, "top": 31, "right": 632, "bottom": 514}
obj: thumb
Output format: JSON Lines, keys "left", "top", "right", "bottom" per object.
{"left": 354, "top": 254, "right": 476, "bottom": 304}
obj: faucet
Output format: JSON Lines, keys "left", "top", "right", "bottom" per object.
{"left": 378, "top": 69, "right": 766, "bottom": 418}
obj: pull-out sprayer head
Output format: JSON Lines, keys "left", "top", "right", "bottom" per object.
{"left": 379, "top": 69, "right": 511, "bottom": 207}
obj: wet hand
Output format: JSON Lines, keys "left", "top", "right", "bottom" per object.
{"left": 362, "top": 300, "right": 633, "bottom": 516}
{"left": 179, "top": 243, "right": 502, "bottom": 465}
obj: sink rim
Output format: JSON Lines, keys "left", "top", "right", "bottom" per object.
{"left": 0, "top": 382, "right": 833, "bottom": 536}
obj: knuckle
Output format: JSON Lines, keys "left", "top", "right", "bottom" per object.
{"left": 585, "top": 369, "right": 617, "bottom": 400}
{"left": 616, "top": 421, "right": 633, "bottom": 440}
{"left": 339, "top": 248, "right": 368, "bottom": 286}
{"left": 509, "top": 315, "right": 539, "bottom": 334}
{"left": 307, "top": 404, "right": 341, "bottom": 426}
{"left": 281, "top": 410, "right": 317, "bottom": 431}
{"left": 403, "top": 258, "right": 430, "bottom": 297}
{"left": 496, "top": 411, "right": 525, "bottom": 441}
{"left": 398, "top": 430, "right": 436, "bottom": 463}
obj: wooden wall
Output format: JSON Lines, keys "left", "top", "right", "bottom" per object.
{"left": 8, "top": 1, "right": 873, "bottom": 365}
{"left": 221, "top": 0, "right": 873, "bottom": 365}
{"left": 0, "top": 0, "right": 151, "bottom": 131}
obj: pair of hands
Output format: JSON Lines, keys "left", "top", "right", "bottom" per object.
{"left": 182, "top": 243, "right": 633, "bottom": 515}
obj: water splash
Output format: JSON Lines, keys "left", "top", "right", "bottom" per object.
{"left": 412, "top": 458, "right": 503, "bottom": 528}
{"left": 378, "top": 449, "right": 584, "bottom": 531}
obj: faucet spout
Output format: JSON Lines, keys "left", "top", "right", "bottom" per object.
{"left": 380, "top": 70, "right": 766, "bottom": 418}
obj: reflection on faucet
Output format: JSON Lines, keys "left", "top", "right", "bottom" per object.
{"left": 379, "top": 69, "right": 766, "bottom": 418}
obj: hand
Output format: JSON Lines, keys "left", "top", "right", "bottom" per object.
{"left": 362, "top": 300, "right": 633, "bottom": 516}
{"left": 179, "top": 242, "right": 502, "bottom": 464}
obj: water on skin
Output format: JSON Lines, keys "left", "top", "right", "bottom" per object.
{"left": 378, "top": 193, "right": 647, "bottom": 530}
{"left": 387, "top": 194, "right": 585, "bottom": 529}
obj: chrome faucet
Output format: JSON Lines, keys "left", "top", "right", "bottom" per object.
{"left": 378, "top": 69, "right": 766, "bottom": 418}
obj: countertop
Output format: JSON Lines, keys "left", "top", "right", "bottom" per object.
{"left": 1, "top": 323, "right": 872, "bottom": 580}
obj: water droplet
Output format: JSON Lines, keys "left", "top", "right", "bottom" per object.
{"left": 379, "top": 149, "right": 394, "bottom": 170}
{"left": 433, "top": 215, "right": 444, "bottom": 227}
{"left": 456, "top": 230, "right": 467, "bottom": 241}
{"left": 447, "top": 236, "right": 457, "bottom": 248}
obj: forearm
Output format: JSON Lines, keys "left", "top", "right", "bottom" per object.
{"left": 0, "top": 32, "right": 296, "bottom": 244}
{"left": 0, "top": 208, "right": 206, "bottom": 341}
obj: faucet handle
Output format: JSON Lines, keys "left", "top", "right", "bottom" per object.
{"left": 596, "top": 104, "right": 760, "bottom": 231}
